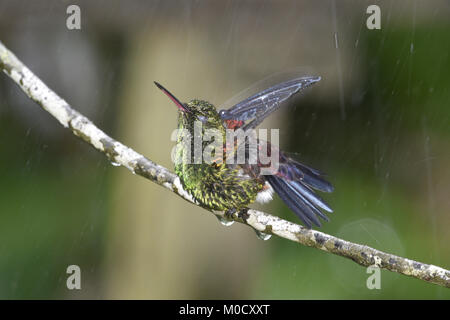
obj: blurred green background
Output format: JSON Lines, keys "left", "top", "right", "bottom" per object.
{"left": 0, "top": 0, "right": 449, "bottom": 299}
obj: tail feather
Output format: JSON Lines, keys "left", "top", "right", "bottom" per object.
{"left": 275, "top": 153, "right": 334, "bottom": 193}
{"left": 291, "top": 181, "right": 333, "bottom": 213}
{"left": 266, "top": 175, "right": 321, "bottom": 228}
{"left": 286, "top": 182, "right": 330, "bottom": 221}
{"left": 266, "top": 174, "right": 333, "bottom": 228}
{"left": 290, "top": 160, "right": 334, "bottom": 193}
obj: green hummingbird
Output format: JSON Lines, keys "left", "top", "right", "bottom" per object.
{"left": 155, "top": 77, "right": 333, "bottom": 228}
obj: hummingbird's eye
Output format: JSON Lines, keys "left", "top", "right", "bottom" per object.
{"left": 197, "top": 115, "right": 208, "bottom": 123}
{"left": 218, "top": 110, "right": 230, "bottom": 119}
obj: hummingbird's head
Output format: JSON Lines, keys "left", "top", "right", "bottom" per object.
{"left": 154, "top": 82, "right": 223, "bottom": 130}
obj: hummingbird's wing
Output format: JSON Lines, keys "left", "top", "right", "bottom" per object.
{"left": 220, "top": 77, "right": 332, "bottom": 228}
{"left": 219, "top": 76, "right": 320, "bottom": 130}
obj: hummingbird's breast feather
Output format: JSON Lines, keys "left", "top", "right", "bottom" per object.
{"left": 175, "top": 162, "right": 265, "bottom": 212}
{"left": 236, "top": 169, "right": 273, "bottom": 203}
{"left": 255, "top": 182, "right": 274, "bottom": 204}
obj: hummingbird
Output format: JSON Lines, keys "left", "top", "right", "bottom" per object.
{"left": 154, "top": 77, "right": 334, "bottom": 228}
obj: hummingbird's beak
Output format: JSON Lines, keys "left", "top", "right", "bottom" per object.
{"left": 154, "top": 81, "right": 191, "bottom": 113}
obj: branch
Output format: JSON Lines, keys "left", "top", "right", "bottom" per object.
{"left": 1, "top": 40, "right": 449, "bottom": 289}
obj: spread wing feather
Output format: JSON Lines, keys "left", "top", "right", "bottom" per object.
{"left": 219, "top": 76, "right": 320, "bottom": 129}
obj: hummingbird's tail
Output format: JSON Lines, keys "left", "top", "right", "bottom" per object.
{"left": 265, "top": 157, "right": 333, "bottom": 228}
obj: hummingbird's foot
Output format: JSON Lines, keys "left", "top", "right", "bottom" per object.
{"left": 238, "top": 208, "right": 250, "bottom": 221}
{"left": 224, "top": 208, "right": 237, "bottom": 221}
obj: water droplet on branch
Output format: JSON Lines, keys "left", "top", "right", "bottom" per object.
{"left": 217, "top": 216, "right": 234, "bottom": 227}
{"left": 255, "top": 230, "right": 272, "bottom": 241}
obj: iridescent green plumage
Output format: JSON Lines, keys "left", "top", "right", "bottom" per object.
{"left": 174, "top": 99, "right": 264, "bottom": 212}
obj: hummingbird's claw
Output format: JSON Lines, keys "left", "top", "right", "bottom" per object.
{"left": 224, "top": 208, "right": 237, "bottom": 220}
